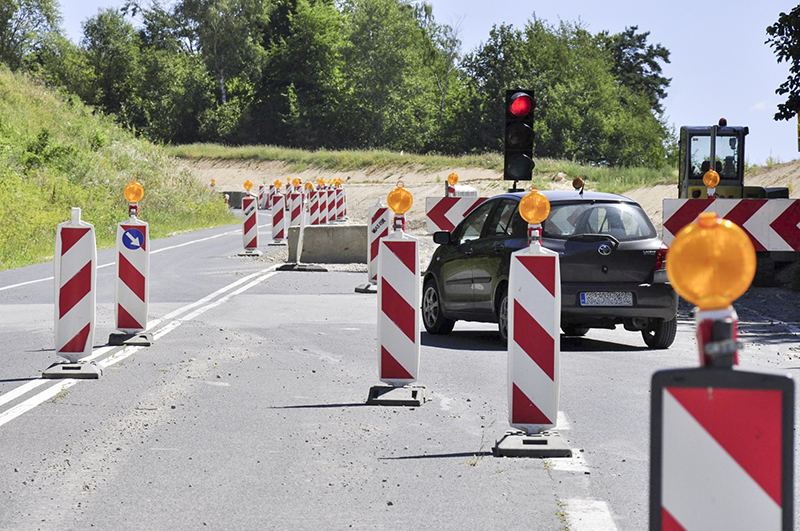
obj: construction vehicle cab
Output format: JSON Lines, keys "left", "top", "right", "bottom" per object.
{"left": 678, "top": 119, "right": 790, "bottom": 199}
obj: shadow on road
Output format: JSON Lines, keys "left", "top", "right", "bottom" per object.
{"left": 422, "top": 331, "right": 505, "bottom": 351}
{"left": 561, "top": 337, "right": 650, "bottom": 352}
{"left": 379, "top": 451, "right": 493, "bottom": 460}
{"left": 0, "top": 377, "right": 39, "bottom": 383}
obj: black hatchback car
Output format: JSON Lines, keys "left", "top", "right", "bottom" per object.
{"left": 422, "top": 190, "right": 679, "bottom": 348}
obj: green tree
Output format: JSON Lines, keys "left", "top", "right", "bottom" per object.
{"left": 767, "top": 6, "right": 800, "bottom": 120}
{"left": 0, "top": 0, "right": 61, "bottom": 70}
{"left": 597, "top": 26, "right": 670, "bottom": 114}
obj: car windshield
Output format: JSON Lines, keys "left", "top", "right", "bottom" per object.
{"left": 542, "top": 202, "right": 657, "bottom": 241}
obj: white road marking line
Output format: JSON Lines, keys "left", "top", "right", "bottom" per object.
{"left": 549, "top": 450, "right": 591, "bottom": 473}
{"left": 0, "top": 267, "right": 280, "bottom": 427}
{"left": 557, "top": 410, "right": 571, "bottom": 429}
{"left": 0, "top": 228, "right": 242, "bottom": 292}
{"left": 564, "top": 499, "right": 618, "bottom": 531}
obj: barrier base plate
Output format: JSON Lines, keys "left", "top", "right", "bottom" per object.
{"left": 493, "top": 430, "right": 572, "bottom": 458}
{"left": 354, "top": 283, "right": 377, "bottom": 293}
{"left": 277, "top": 263, "right": 328, "bottom": 272}
{"left": 43, "top": 361, "right": 102, "bottom": 380}
{"left": 238, "top": 249, "right": 263, "bottom": 257}
{"left": 108, "top": 331, "right": 153, "bottom": 347}
{"left": 366, "top": 385, "right": 426, "bottom": 406}
{"left": 268, "top": 241, "right": 287, "bottom": 246}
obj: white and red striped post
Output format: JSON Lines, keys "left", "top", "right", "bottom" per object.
{"left": 289, "top": 188, "right": 302, "bottom": 228}
{"left": 650, "top": 212, "right": 794, "bottom": 530}
{"left": 309, "top": 190, "right": 320, "bottom": 225}
{"left": 47, "top": 207, "right": 101, "bottom": 378}
{"left": 267, "top": 184, "right": 275, "bottom": 208}
{"left": 270, "top": 193, "right": 287, "bottom": 244}
{"left": 258, "top": 184, "right": 267, "bottom": 210}
{"left": 368, "top": 184, "right": 424, "bottom": 406}
{"left": 327, "top": 186, "right": 336, "bottom": 223}
{"left": 356, "top": 201, "right": 391, "bottom": 293}
{"left": 335, "top": 185, "right": 345, "bottom": 220}
{"left": 109, "top": 202, "right": 151, "bottom": 346}
{"left": 241, "top": 192, "right": 261, "bottom": 256}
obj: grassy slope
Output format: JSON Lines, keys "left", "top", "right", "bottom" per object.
{"left": 0, "top": 68, "right": 236, "bottom": 271}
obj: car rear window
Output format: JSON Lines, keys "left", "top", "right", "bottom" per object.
{"left": 542, "top": 202, "right": 657, "bottom": 241}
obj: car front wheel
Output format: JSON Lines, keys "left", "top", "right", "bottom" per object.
{"left": 641, "top": 316, "right": 677, "bottom": 349}
{"left": 422, "top": 279, "right": 455, "bottom": 334}
{"left": 497, "top": 284, "right": 509, "bottom": 343}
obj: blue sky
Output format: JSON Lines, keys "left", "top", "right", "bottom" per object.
{"left": 60, "top": 0, "right": 799, "bottom": 166}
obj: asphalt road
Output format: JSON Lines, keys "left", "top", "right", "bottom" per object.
{"left": 1, "top": 217, "right": 799, "bottom": 531}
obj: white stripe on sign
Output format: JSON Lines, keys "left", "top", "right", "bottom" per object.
{"left": 662, "top": 390, "right": 781, "bottom": 531}
{"left": 0, "top": 266, "right": 280, "bottom": 428}
{"left": 564, "top": 499, "right": 618, "bottom": 531}
{"left": 514, "top": 258, "right": 557, "bottom": 334}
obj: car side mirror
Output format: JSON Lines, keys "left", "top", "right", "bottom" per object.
{"left": 433, "top": 231, "right": 452, "bottom": 245}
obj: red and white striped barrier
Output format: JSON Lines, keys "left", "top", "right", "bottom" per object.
{"left": 289, "top": 189, "right": 303, "bottom": 228}
{"left": 651, "top": 368, "right": 794, "bottom": 531}
{"left": 336, "top": 187, "right": 345, "bottom": 220}
{"left": 318, "top": 188, "right": 328, "bottom": 224}
{"left": 368, "top": 202, "right": 391, "bottom": 284}
{"left": 54, "top": 208, "right": 96, "bottom": 363}
{"left": 271, "top": 194, "right": 286, "bottom": 243}
{"left": 377, "top": 231, "right": 420, "bottom": 386}
{"left": 425, "top": 196, "right": 487, "bottom": 233}
{"left": 327, "top": 188, "right": 336, "bottom": 223}
{"left": 242, "top": 193, "right": 259, "bottom": 251}
{"left": 507, "top": 242, "right": 561, "bottom": 432}
{"left": 114, "top": 215, "right": 149, "bottom": 334}
{"left": 267, "top": 185, "right": 276, "bottom": 208}
{"left": 663, "top": 198, "right": 800, "bottom": 251}
{"left": 309, "top": 190, "right": 320, "bottom": 225}
{"left": 258, "top": 184, "right": 267, "bottom": 210}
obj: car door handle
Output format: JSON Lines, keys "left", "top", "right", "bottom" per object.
{"left": 493, "top": 243, "right": 504, "bottom": 254}
{"left": 464, "top": 247, "right": 474, "bottom": 256}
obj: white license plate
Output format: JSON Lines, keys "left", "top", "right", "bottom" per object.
{"left": 580, "top": 291, "right": 633, "bottom": 307}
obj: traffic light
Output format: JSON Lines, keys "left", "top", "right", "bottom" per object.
{"left": 504, "top": 89, "right": 535, "bottom": 181}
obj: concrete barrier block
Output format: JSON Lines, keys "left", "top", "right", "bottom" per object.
{"left": 288, "top": 225, "right": 367, "bottom": 264}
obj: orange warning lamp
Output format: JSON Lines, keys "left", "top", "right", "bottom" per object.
{"left": 572, "top": 177, "right": 584, "bottom": 190}
{"left": 667, "top": 213, "right": 756, "bottom": 310}
{"left": 304, "top": 182, "right": 314, "bottom": 191}
{"left": 124, "top": 180, "right": 144, "bottom": 204}
{"left": 292, "top": 177, "right": 301, "bottom": 188}
{"left": 703, "top": 169, "right": 720, "bottom": 188}
{"left": 518, "top": 188, "right": 550, "bottom": 224}
{"left": 210, "top": 179, "right": 216, "bottom": 187}
{"left": 387, "top": 181, "right": 413, "bottom": 215}
{"left": 273, "top": 179, "right": 282, "bottom": 188}
{"left": 243, "top": 180, "right": 253, "bottom": 192}
{"left": 447, "top": 173, "right": 459, "bottom": 186}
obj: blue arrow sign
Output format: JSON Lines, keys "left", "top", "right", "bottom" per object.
{"left": 122, "top": 228, "right": 144, "bottom": 250}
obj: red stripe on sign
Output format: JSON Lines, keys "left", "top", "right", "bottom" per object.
{"left": 273, "top": 207, "right": 284, "bottom": 223}
{"left": 512, "top": 383, "right": 552, "bottom": 425}
{"left": 121, "top": 224, "right": 147, "bottom": 251}
{"left": 371, "top": 228, "right": 389, "bottom": 263}
{"left": 384, "top": 240, "right": 416, "bottom": 274}
{"left": 661, "top": 507, "right": 687, "bottom": 531}
{"left": 117, "top": 303, "right": 143, "bottom": 329}
{"left": 60, "top": 227, "right": 90, "bottom": 255}
{"left": 724, "top": 199, "right": 767, "bottom": 252}
{"left": 59, "top": 262, "right": 92, "bottom": 318}
{"left": 244, "top": 211, "right": 256, "bottom": 234}
{"left": 245, "top": 236, "right": 258, "bottom": 249}
{"left": 513, "top": 300, "right": 554, "bottom": 380}
{"left": 771, "top": 200, "right": 800, "bottom": 250}
{"left": 59, "top": 323, "right": 90, "bottom": 352}
{"left": 381, "top": 278, "right": 415, "bottom": 342}
{"left": 381, "top": 346, "right": 413, "bottom": 380}
{"left": 668, "top": 387, "right": 783, "bottom": 505}
{"left": 372, "top": 207, "right": 388, "bottom": 224}
{"left": 427, "top": 197, "right": 460, "bottom": 232}
{"left": 663, "top": 198, "right": 715, "bottom": 237}
{"left": 119, "top": 253, "right": 145, "bottom": 302}
{"left": 519, "top": 255, "right": 556, "bottom": 297}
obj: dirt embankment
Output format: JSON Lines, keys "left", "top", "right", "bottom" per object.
{"left": 182, "top": 157, "right": 800, "bottom": 235}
